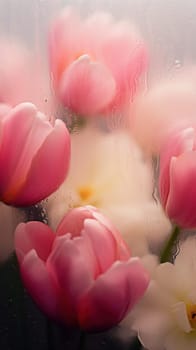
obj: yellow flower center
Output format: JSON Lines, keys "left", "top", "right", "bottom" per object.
{"left": 76, "top": 185, "right": 99, "bottom": 207}
{"left": 78, "top": 185, "right": 94, "bottom": 202}
{"left": 187, "top": 304, "right": 196, "bottom": 329}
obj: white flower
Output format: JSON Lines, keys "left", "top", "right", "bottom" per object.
{"left": 132, "top": 237, "right": 196, "bottom": 350}
{"left": 46, "top": 126, "right": 170, "bottom": 256}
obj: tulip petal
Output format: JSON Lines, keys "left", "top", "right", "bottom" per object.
{"left": 136, "top": 311, "right": 173, "bottom": 350}
{"left": 83, "top": 218, "right": 117, "bottom": 273}
{"left": 78, "top": 258, "right": 149, "bottom": 331}
{"left": 59, "top": 55, "right": 116, "bottom": 116}
{"left": 56, "top": 206, "right": 94, "bottom": 237}
{"left": 20, "top": 249, "right": 60, "bottom": 319}
{"left": 11, "top": 119, "right": 70, "bottom": 205}
{"left": 49, "top": 237, "right": 93, "bottom": 295}
{"left": 0, "top": 103, "right": 52, "bottom": 201}
{"left": 0, "top": 104, "right": 12, "bottom": 120}
{"left": 49, "top": 7, "right": 82, "bottom": 81}
{"left": 159, "top": 128, "right": 195, "bottom": 208}
{"left": 166, "top": 151, "right": 196, "bottom": 227}
{"left": 83, "top": 219, "right": 118, "bottom": 273}
{"left": 92, "top": 210, "right": 130, "bottom": 260}
{"left": 0, "top": 104, "right": 11, "bottom": 149}
{"left": 15, "top": 222, "right": 54, "bottom": 264}
{"left": 103, "top": 28, "right": 147, "bottom": 84}
{"left": 48, "top": 237, "right": 93, "bottom": 324}
{"left": 51, "top": 233, "right": 98, "bottom": 279}
{"left": 102, "top": 28, "right": 148, "bottom": 110}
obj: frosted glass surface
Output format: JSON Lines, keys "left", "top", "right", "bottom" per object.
{"left": 0, "top": 0, "right": 195, "bottom": 258}
{"left": 0, "top": 3, "right": 195, "bottom": 349}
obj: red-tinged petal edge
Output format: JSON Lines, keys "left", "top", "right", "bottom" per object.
{"left": 15, "top": 221, "right": 54, "bottom": 264}
{"left": 166, "top": 151, "right": 196, "bottom": 228}
{"left": 0, "top": 103, "right": 52, "bottom": 202}
{"left": 78, "top": 258, "right": 149, "bottom": 331}
{"left": 20, "top": 249, "right": 61, "bottom": 320}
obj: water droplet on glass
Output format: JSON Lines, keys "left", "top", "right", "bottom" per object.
{"left": 174, "top": 59, "right": 181, "bottom": 69}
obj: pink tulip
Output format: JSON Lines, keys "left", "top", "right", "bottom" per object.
{"left": 49, "top": 8, "right": 148, "bottom": 117}
{"left": 0, "top": 102, "right": 70, "bottom": 206}
{"left": 159, "top": 127, "right": 196, "bottom": 228}
{"left": 15, "top": 206, "right": 149, "bottom": 331}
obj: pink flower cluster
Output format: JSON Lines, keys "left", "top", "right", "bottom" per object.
{"left": 3, "top": 3, "right": 196, "bottom": 337}
{"left": 2, "top": 3, "right": 196, "bottom": 342}
{"left": 0, "top": 7, "right": 151, "bottom": 332}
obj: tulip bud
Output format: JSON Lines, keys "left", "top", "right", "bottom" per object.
{"left": 49, "top": 8, "right": 148, "bottom": 117}
{"left": 0, "top": 102, "right": 70, "bottom": 206}
{"left": 159, "top": 127, "right": 196, "bottom": 228}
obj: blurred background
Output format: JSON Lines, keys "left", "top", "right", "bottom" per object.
{"left": 0, "top": 0, "right": 196, "bottom": 77}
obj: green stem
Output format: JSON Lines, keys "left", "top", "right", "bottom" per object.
{"left": 160, "top": 225, "right": 181, "bottom": 263}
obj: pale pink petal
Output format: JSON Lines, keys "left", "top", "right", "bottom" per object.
{"left": 78, "top": 258, "right": 149, "bottom": 331}
{"left": 0, "top": 40, "right": 29, "bottom": 105}
{"left": 84, "top": 12, "right": 114, "bottom": 55}
{"left": 73, "top": 235, "right": 99, "bottom": 278}
{"left": 92, "top": 210, "right": 130, "bottom": 261}
{"left": 82, "top": 218, "right": 117, "bottom": 273}
{"left": 131, "top": 73, "right": 196, "bottom": 154}
{"left": 10, "top": 119, "right": 70, "bottom": 206}
{"left": 59, "top": 55, "right": 116, "bottom": 116}
{"left": 49, "top": 237, "right": 93, "bottom": 296}
{"left": 166, "top": 152, "right": 196, "bottom": 227}
{"left": 56, "top": 206, "right": 94, "bottom": 237}
{"left": 20, "top": 249, "right": 61, "bottom": 319}
{"left": 51, "top": 234, "right": 98, "bottom": 279}
{"left": 0, "top": 103, "right": 52, "bottom": 202}
{"left": 102, "top": 26, "right": 145, "bottom": 81}
{"left": 15, "top": 222, "right": 54, "bottom": 264}
{"left": 51, "top": 234, "right": 71, "bottom": 253}
{"left": 102, "top": 27, "right": 148, "bottom": 111}
{"left": 48, "top": 237, "right": 93, "bottom": 324}
{"left": 49, "top": 7, "right": 83, "bottom": 82}
{"left": 0, "top": 104, "right": 12, "bottom": 119}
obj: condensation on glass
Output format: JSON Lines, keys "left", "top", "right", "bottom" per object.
{"left": 0, "top": 0, "right": 195, "bottom": 256}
